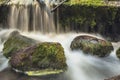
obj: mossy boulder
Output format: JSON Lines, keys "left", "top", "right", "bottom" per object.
{"left": 70, "top": 35, "right": 113, "bottom": 57}
{"left": 3, "top": 31, "right": 37, "bottom": 58}
{"left": 116, "top": 47, "right": 120, "bottom": 59}
{"left": 10, "top": 42, "right": 67, "bottom": 72}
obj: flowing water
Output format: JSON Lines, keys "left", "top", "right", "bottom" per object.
{"left": 8, "top": 0, "right": 56, "bottom": 33}
{"left": 0, "top": 0, "right": 120, "bottom": 80}
{"left": 0, "top": 29, "right": 120, "bottom": 80}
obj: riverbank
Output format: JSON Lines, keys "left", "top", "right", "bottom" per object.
{"left": 57, "top": 2, "right": 120, "bottom": 41}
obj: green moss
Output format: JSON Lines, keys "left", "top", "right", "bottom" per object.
{"left": 25, "top": 69, "right": 63, "bottom": 76}
{"left": 3, "top": 31, "right": 36, "bottom": 58}
{"left": 58, "top": 4, "right": 120, "bottom": 40}
{"left": 65, "top": 0, "right": 105, "bottom": 6}
{"left": 10, "top": 42, "right": 67, "bottom": 71}
{"left": 32, "top": 42, "right": 67, "bottom": 70}
{"left": 70, "top": 36, "right": 113, "bottom": 57}
{"left": 0, "top": 0, "right": 7, "bottom": 4}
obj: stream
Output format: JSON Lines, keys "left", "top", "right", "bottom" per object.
{"left": 0, "top": 29, "right": 120, "bottom": 80}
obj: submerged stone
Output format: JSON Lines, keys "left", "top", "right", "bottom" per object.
{"left": 116, "top": 47, "right": 120, "bottom": 59}
{"left": 10, "top": 42, "right": 67, "bottom": 72}
{"left": 0, "top": 68, "right": 67, "bottom": 80}
{"left": 70, "top": 35, "right": 113, "bottom": 57}
{"left": 25, "top": 69, "right": 63, "bottom": 76}
{"left": 3, "top": 31, "right": 37, "bottom": 58}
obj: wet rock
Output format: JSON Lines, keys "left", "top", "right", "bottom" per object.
{"left": 3, "top": 31, "right": 37, "bottom": 58}
{"left": 70, "top": 35, "right": 114, "bottom": 57}
{"left": 116, "top": 47, "right": 120, "bottom": 59}
{"left": 105, "top": 75, "right": 120, "bottom": 80}
{"left": 10, "top": 42, "right": 67, "bottom": 72}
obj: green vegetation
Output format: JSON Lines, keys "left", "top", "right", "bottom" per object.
{"left": 32, "top": 42, "right": 67, "bottom": 70}
{"left": 70, "top": 35, "right": 114, "bottom": 57}
{"left": 59, "top": 4, "right": 120, "bottom": 41}
{"left": 10, "top": 42, "right": 67, "bottom": 71}
{"left": 4, "top": 31, "right": 67, "bottom": 73}
{"left": 66, "top": 0, "right": 105, "bottom": 6}
{"left": 26, "top": 69, "right": 63, "bottom": 76}
{"left": 0, "top": 0, "right": 6, "bottom": 4}
{"left": 3, "top": 31, "right": 36, "bottom": 58}
{"left": 0, "top": 0, "right": 4, "bottom": 2}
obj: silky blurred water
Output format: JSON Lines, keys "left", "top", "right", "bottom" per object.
{"left": 0, "top": 29, "right": 120, "bottom": 80}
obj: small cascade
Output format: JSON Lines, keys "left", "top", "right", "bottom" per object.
{"left": 7, "top": 0, "right": 56, "bottom": 33}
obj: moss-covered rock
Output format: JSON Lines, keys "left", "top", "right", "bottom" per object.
{"left": 3, "top": 31, "right": 37, "bottom": 58}
{"left": 70, "top": 35, "right": 113, "bottom": 57}
{"left": 116, "top": 47, "right": 120, "bottom": 59}
{"left": 10, "top": 42, "right": 67, "bottom": 72}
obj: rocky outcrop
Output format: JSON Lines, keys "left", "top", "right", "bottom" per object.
{"left": 3, "top": 31, "right": 37, "bottom": 58}
{"left": 10, "top": 42, "right": 67, "bottom": 72}
{"left": 70, "top": 35, "right": 114, "bottom": 57}
{"left": 116, "top": 47, "right": 120, "bottom": 59}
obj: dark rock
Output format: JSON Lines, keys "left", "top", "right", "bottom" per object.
{"left": 70, "top": 35, "right": 114, "bottom": 57}
{"left": 116, "top": 47, "right": 120, "bottom": 59}
{"left": 3, "top": 31, "right": 37, "bottom": 58}
{"left": 10, "top": 42, "right": 67, "bottom": 72}
{"left": 105, "top": 75, "right": 120, "bottom": 80}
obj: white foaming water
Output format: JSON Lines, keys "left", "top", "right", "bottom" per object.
{"left": 0, "top": 29, "right": 120, "bottom": 80}
{"left": 22, "top": 31, "right": 120, "bottom": 80}
{"left": 0, "top": 29, "right": 13, "bottom": 71}
{"left": 8, "top": 0, "right": 56, "bottom": 33}
{"left": 8, "top": 0, "right": 33, "bottom": 5}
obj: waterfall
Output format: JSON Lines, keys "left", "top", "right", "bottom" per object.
{"left": 0, "top": 0, "right": 120, "bottom": 80}
{"left": 7, "top": 0, "right": 56, "bottom": 33}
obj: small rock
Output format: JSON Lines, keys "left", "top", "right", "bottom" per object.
{"left": 70, "top": 35, "right": 114, "bottom": 57}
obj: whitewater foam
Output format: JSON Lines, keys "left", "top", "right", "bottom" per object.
{"left": 21, "top": 31, "right": 120, "bottom": 80}
{"left": 0, "top": 29, "right": 120, "bottom": 80}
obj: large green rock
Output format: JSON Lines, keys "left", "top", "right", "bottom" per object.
{"left": 10, "top": 42, "right": 67, "bottom": 72}
{"left": 116, "top": 47, "right": 120, "bottom": 59}
{"left": 3, "top": 31, "right": 37, "bottom": 58}
{"left": 70, "top": 35, "right": 114, "bottom": 57}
